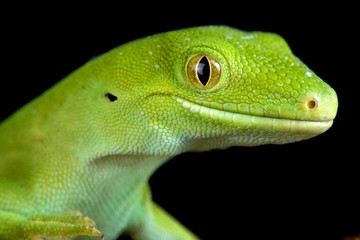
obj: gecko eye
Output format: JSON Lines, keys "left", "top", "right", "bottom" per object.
{"left": 186, "top": 54, "right": 221, "bottom": 89}
{"left": 105, "top": 93, "right": 118, "bottom": 102}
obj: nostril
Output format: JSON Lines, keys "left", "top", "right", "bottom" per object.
{"left": 306, "top": 98, "right": 318, "bottom": 110}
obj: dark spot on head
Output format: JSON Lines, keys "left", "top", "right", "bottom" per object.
{"left": 105, "top": 93, "right": 118, "bottom": 102}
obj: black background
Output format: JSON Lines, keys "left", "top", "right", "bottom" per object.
{"left": 1, "top": 3, "right": 357, "bottom": 240}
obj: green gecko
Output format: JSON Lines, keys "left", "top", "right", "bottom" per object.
{"left": 0, "top": 25, "right": 338, "bottom": 240}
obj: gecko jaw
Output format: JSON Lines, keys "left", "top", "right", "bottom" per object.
{"left": 174, "top": 96, "right": 333, "bottom": 135}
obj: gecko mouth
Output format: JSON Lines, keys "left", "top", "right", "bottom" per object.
{"left": 174, "top": 96, "right": 333, "bottom": 135}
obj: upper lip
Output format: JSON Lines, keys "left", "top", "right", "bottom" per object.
{"left": 173, "top": 96, "right": 334, "bottom": 134}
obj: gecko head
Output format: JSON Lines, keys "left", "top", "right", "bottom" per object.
{"left": 138, "top": 25, "right": 338, "bottom": 150}
{"left": 98, "top": 25, "right": 338, "bottom": 154}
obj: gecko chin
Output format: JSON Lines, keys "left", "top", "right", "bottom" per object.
{"left": 174, "top": 96, "right": 334, "bottom": 138}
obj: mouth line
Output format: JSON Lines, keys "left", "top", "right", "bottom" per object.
{"left": 173, "top": 96, "right": 333, "bottom": 134}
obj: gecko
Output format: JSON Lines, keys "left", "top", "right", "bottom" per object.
{"left": 0, "top": 25, "right": 338, "bottom": 239}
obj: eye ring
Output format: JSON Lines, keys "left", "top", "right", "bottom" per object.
{"left": 186, "top": 54, "right": 221, "bottom": 89}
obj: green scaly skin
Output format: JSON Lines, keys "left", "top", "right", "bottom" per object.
{"left": 0, "top": 25, "right": 338, "bottom": 239}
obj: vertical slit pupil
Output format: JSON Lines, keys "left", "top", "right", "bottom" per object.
{"left": 197, "top": 56, "right": 210, "bottom": 86}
